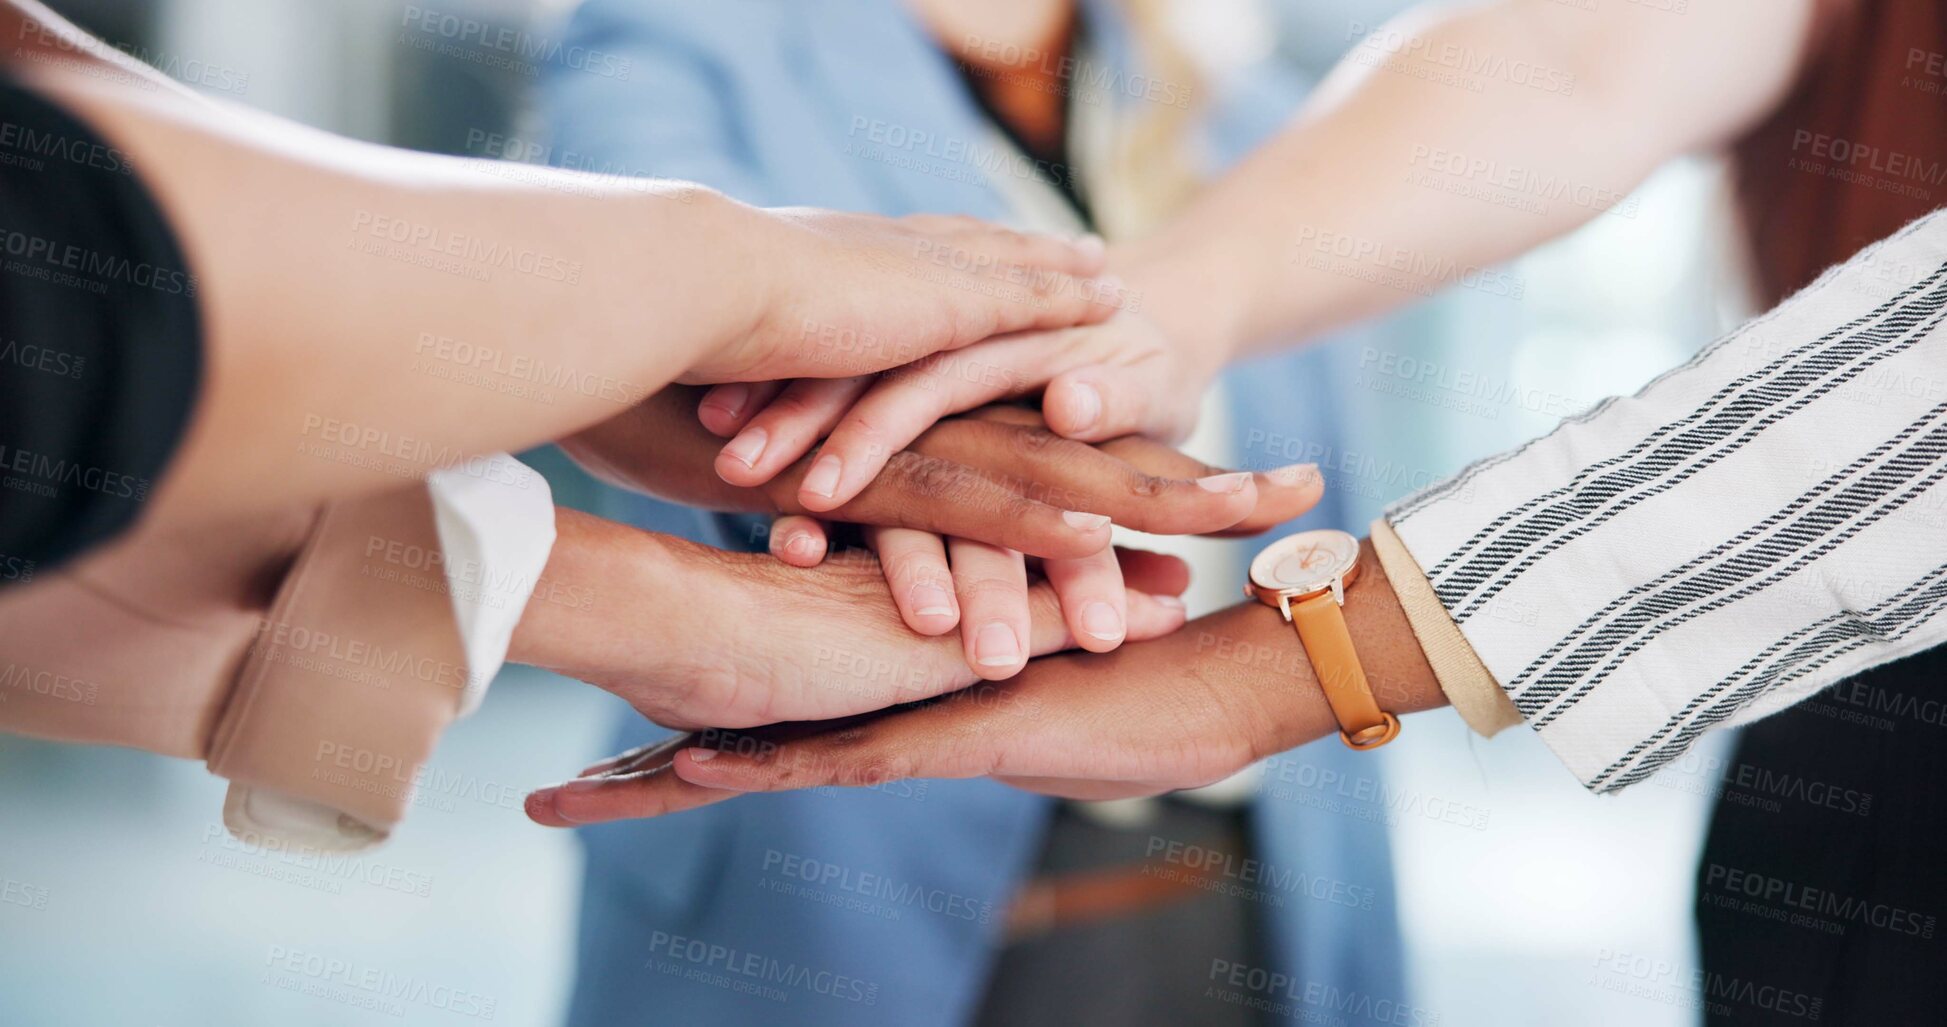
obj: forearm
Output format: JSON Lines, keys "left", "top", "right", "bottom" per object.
{"left": 1126, "top": 0, "right": 1814, "bottom": 361}
{"left": 15, "top": 55, "right": 746, "bottom": 528}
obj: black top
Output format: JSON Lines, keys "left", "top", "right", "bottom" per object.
{"left": 0, "top": 75, "right": 201, "bottom": 587}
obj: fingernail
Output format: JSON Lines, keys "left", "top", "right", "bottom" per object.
{"left": 1152, "top": 594, "right": 1187, "bottom": 612}
{"left": 688, "top": 748, "right": 719, "bottom": 763}
{"left": 722, "top": 426, "right": 767, "bottom": 469}
{"left": 975, "top": 623, "right": 1022, "bottom": 667}
{"left": 1067, "top": 382, "right": 1102, "bottom": 431}
{"left": 784, "top": 533, "right": 817, "bottom": 558}
{"left": 1080, "top": 601, "right": 1124, "bottom": 641}
{"left": 910, "top": 583, "right": 955, "bottom": 617}
{"left": 1076, "top": 233, "right": 1107, "bottom": 260}
{"left": 803, "top": 454, "right": 842, "bottom": 499}
{"left": 1197, "top": 472, "right": 1252, "bottom": 494}
{"left": 702, "top": 383, "right": 749, "bottom": 419}
{"left": 1268, "top": 463, "right": 1320, "bottom": 487}
{"left": 524, "top": 789, "right": 561, "bottom": 822}
{"left": 1062, "top": 510, "right": 1110, "bottom": 532}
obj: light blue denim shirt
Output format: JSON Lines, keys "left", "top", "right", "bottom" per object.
{"left": 537, "top": 2, "right": 1458, "bottom": 1023}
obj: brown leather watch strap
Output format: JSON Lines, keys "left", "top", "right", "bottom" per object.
{"left": 1290, "top": 592, "right": 1400, "bottom": 749}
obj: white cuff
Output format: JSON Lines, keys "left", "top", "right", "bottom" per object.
{"left": 427, "top": 454, "right": 557, "bottom": 716}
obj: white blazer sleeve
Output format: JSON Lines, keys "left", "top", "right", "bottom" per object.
{"left": 1383, "top": 208, "right": 1947, "bottom": 792}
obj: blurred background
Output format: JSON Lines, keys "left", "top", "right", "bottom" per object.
{"left": 0, "top": 1, "right": 1755, "bottom": 1024}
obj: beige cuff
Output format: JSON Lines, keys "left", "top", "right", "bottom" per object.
{"left": 208, "top": 488, "right": 470, "bottom": 838}
{"left": 1370, "top": 519, "right": 1523, "bottom": 737}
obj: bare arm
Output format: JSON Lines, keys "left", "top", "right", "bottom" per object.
{"left": 0, "top": 1, "right": 1110, "bottom": 532}
{"left": 710, "top": 0, "right": 1825, "bottom": 493}
{"left": 1134, "top": 0, "right": 1819, "bottom": 358}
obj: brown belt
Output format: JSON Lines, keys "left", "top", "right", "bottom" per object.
{"left": 1003, "top": 858, "right": 1234, "bottom": 943}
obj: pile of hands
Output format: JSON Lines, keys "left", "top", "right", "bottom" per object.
{"left": 516, "top": 207, "right": 1355, "bottom": 827}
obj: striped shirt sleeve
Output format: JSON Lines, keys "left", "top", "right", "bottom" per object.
{"left": 1382, "top": 207, "right": 1947, "bottom": 793}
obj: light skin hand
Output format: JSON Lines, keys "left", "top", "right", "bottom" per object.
{"left": 507, "top": 510, "right": 1190, "bottom": 808}
{"left": 698, "top": 295, "right": 1226, "bottom": 509}
{"left": 525, "top": 539, "right": 1454, "bottom": 826}
{"left": 683, "top": 211, "right": 1121, "bottom": 386}
{"left": 566, "top": 394, "right": 1320, "bottom": 674}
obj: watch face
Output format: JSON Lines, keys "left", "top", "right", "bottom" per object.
{"left": 1249, "top": 529, "right": 1360, "bottom": 596}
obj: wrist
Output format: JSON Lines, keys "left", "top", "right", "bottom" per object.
{"left": 507, "top": 509, "right": 696, "bottom": 677}
{"left": 671, "top": 192, "right": 786, "bottom": 384}
{"left": 1116, "top": 243, "right": 1247, "bottom": 382}
{"left": 1187, "top": 539, "right": 1449, "bottom": 754}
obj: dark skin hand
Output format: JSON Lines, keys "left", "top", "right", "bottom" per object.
{"left": 564, "top": 389, "right": 1320, "bottom": 677}
{"left": 526, "top": 540, "right": 1454, "bottom": 827}
{"left": 564, "top": 388, "right": 1318, "bottom": 558}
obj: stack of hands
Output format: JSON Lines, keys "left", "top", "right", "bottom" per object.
{"left": 516, "top": 229, "right": 1439, "bottom": 828}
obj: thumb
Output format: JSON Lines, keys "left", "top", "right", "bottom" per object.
{"left": 1043, "top": 363, "right": 1195, "bottom": 443}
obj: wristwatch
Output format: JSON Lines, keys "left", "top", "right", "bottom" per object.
{"left": 1244, "top": 529, "right": 1400, "bottom": 750}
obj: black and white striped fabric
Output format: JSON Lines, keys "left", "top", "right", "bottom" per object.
{"left": 1386, "top": 208, "right": 1947, "bottom": 792}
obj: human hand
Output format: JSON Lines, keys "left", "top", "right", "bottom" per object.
{"left": 687, "top": 205, "right": 1122, "bottom": 385}
{"left": 696, "top": 308, "right": 1222, "bottom": 511}
{"left": 523, "top": 540, "right": 1450, "bottom": 826}
{"left": 760, "top": 406, "right": 1319, "bottom": 677}
{"left": 564, "top": 396, "right": 1319, "bottom": 674}
{"left": 506, "top": 509, "right": 1190, "bottom": 733}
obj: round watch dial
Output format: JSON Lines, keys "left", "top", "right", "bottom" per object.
{"left": 1249, "top": 529, "right": 1361, "bottom": 597}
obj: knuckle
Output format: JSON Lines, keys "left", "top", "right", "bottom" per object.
{"left": 1003, "top": 425, "right": 1067, "bottom": 461}
{"left": 840, "top": 753, "right": 911, "bottom": 789}
{"left": 955, "top": 574, "right": 1025, "bottom": 602}
{"left": 892, "top": 452, "right": 984, "bottom": 505}
{"left": 1126, "top": 470, "right": 1170, "bottom": 499}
